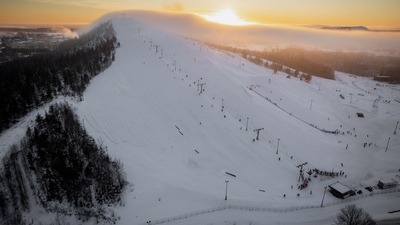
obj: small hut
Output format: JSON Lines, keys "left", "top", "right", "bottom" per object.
{"left": 329, "top": 181, "right": 355, "bottom": 199}
{"left": 377, "top": 179, "right": 398, "bottom": 189}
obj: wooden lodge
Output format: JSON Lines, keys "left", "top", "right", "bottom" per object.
{"left": 328, "top": 181, "right": 355, "bottom": 199}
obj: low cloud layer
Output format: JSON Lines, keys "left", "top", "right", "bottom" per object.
{"left": 127, "top": 11, "right": 400, "bottom": 54}
{"left": 163, "top": 2, "right": 183, "bottom": 12}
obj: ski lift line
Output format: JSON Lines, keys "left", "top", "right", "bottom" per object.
{"left": 145, "top": 45, "right": 326, "bottom": 170}
{"left": 249, "top": 86, "right": 339, "bottom": 134}
{"left": 145, "top": 45, "right": 314, "bottom": 173}
{"left": 255, "top": 133, "right": 312, "bottom": 171}
{"left": 154, "top": 50, "right": 329, "bottom": 170}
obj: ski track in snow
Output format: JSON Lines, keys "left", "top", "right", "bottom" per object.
{"left": 1, "top": 14, "right": 400, "bottom": 225}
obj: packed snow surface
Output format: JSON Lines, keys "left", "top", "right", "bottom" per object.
{"left": 1, "top": 12, "right": 400, "bottom": 224}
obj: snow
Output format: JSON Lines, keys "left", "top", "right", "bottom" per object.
{"left": 1, "top": 12, "right": 400, "bottom": 225}
{"left": 0, "top": 96, "right": 75, "bottom": 162}
{"left": 379, "top": 178, "right": 398, "bottom": 184}
{"left": 158, "top": 192, "right": 400, "bottom": 225}
{"left": 329, "top": 181, "right": 351, "bottom": 194}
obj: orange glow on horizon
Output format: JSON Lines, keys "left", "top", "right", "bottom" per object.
{"left": 0, "top": 0, "right": 108, "bottom": 26}
{"left": 202, "top": 9, "right": 256, "bottom": 26}
{"left": 0, "top": 1, "right": 399, "bottom": 28}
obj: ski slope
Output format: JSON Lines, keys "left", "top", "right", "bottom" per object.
{"left": 74, "top": 14, "right": 400, "bottom": 224}
{"left": 1, "top": 12, "right": 400, "bottom": 224}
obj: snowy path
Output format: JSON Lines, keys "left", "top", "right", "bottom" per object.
{"left": 143, "top": 190, "right": 400, "bottom": 225}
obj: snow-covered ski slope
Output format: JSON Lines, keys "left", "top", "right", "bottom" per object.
{"left": 1, "top": 12, "right": 399, "bottom": 224}
{"left": 73, "top": 13, "right": 400, "bottom": 224}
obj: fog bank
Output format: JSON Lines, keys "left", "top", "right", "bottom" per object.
{"left": 106, "top": 11, "right": 400, "bottom": 55}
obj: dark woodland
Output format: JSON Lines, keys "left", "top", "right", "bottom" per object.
{"left": 0, "top": 21, "right": 118, "bottom": 133}
{"left": 0, "top": 103, "right": 126, "bottom": 224}
{"left": 211, "top": 45, "right": 400, "bottom": 83}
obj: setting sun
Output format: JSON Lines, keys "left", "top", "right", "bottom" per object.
{"left": 202, "top": 9, "right": 254, "bottom": 26}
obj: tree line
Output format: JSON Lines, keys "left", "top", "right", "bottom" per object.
{"left": 0, "top": 102, "right": 126, "bottom": 224}
{"left": 210, "top": 44, "right": 400, "bottom": 83}
{"left": 308, "top": 50, "right": 400, "bottom": 83}
{"left": 210, "top": 44, "right": 334, "bottom": 80}
{"left": 0, "top": 21, "right": 118, "bottom": 133}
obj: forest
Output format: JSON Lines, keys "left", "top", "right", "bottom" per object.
{"left": 0, "top": 103, "right": 126, "bottom": 224}
{"left": 211, "top": 44, "right": 334, "bottom": 80}
{"left": 211, "top": 44, "right": 400, "bottom": 83}
{"left": 304, "top": 49, "right": 400, "bottom": 82}
{"left": 0, "top": 21, "right": 118, "bottom": 133}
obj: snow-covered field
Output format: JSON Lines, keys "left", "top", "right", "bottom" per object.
{"left": 1, "top": 13, "right": 400, "bottom": 224}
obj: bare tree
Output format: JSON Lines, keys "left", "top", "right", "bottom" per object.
{"left": 335, "top": 204, "right": 376, "bottom": 225}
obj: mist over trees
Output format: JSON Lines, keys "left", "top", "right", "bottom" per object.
{"left": 0, "top": 103, "right": 126, "bottom": 225}
{"left": 294, "top": 48, "right": 400, "bottom": 82}
{"left": 211, "top": 45, "right": 334, "bottom": 80}
{"left": 210, "top": 44, "right": 400, "bottom": 83}
{"left": 0, "top": 21, "right": 118, "bottom": 133}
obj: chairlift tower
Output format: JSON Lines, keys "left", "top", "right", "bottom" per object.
{"left": 276, "top": 138, "right": 280, "bottom": 154}
{"left": 254, "top": 128, "right": 264, "bottom": 140}
{"left": 224, "top": 180, "right": 229, "bottom": 200}
{"left": 297, "top": 162, "right": 308, "bottom": 182}
{"left": 198, "top": 83, "right": 206, "bottom": 94}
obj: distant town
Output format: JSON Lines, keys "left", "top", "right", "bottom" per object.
{"left": 0, "top": 26, "right": 81, "bottom": 63}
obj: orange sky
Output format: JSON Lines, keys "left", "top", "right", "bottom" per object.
{"left": 1, "top": 0, "right": 399, "bottom": 27}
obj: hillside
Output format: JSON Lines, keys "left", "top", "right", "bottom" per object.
{"left": 0, "top": 103, "right": 126, "bottom": 224}
{"left": 79, "top": 13, "right": 400, "bottom": 224}
{"left": 0, "top": 21, "right": 117, "bottom": 133}
{"left": 1, "top": 11, "right": 400, "bottom": 225}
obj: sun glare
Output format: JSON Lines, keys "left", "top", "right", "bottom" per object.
{"left": 203, "top": 9, "right": 254, "bottom": 26}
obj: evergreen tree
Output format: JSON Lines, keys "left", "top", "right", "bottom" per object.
{"left": 0, "top": 21, "right": 118, "bottom": 133}
{"left": 0, "top": 103, "right": 126, "bottom": 224}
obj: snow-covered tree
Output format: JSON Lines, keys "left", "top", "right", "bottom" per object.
{"left": 335, "top": 204, "right": 376, "bottom": 225}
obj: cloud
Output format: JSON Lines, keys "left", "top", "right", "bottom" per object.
{"left": 26, "top": 0, "right": 125, "bottom": 9}
{"left": 130, "top": 11, "right": 400, "bottom": 53}
{"left": 163, "top": 2, "right": 183, "bottom": 12}
{"left": 48, "top": 26, "right": 79, "bottom": 38}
